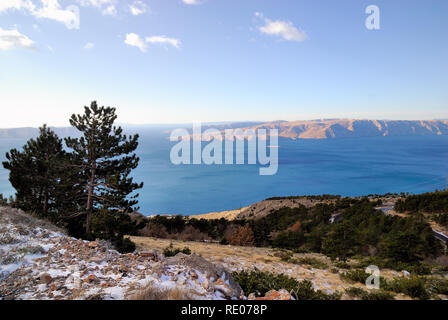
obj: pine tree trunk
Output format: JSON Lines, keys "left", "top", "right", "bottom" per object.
{"left": 85, "top": 122, "right": 96, "bottom": 236}
{"left": 43, "top": 191, "right": 48, "bottom": 214}
{"left": 86, "top": 160, "right": 96, "bottom": 235}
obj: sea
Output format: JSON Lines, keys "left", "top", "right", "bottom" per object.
{"left": 1, "top": 126, "right": 448, "bottom": 216}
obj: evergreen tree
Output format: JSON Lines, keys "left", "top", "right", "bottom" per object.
{"left": 2, "top": 125, "right": 68, "bottom": 218}
{"left": 65, "top": 101, "right": 143, "bottom": 236}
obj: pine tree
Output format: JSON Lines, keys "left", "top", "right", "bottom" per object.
{"left": 2, "top": 125, "right": 68, "bottom": 218}
{"left": 65, "top": 101, "right": 143, "bottom": 236}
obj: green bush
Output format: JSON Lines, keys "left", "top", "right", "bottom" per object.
{"left": 289, "top": 257, "right": 328, "bottom": 269}
{"left": 345, "top": 287, "right": 395, "bottom": 300}
{"left": 232, "top": 269, "right": 340, "bottom": 300}
{"left": 291, "top": 280, "right": 341, "bottom": 300}
{"left": 427, "top": 279, "right": 448, "bottom": 295}
{"left": 272, "top": 231, "right": 305, "bottom": 249}
{"left": 341, "top": 269, "right": 371, "bottom": 283}
{"left": 232, "top": 269, "right": 299, "bottom": 296}
{"left": 385, "top": 277, "right": 430, "bottom": 299}
{"left": 0, "top": 194, "right": 8, "bottom": 206}
{"left": 433, "top": 213, "right": 448, "bottom": 227}
{"left": 113, "top": 237, "right": 136, "bottom": 253}
{"left": 334, "top": 261, "right": 352, "bottom": 269}
{"left": 407, "top": 263, "right": 432, "bottom": 276}
{"left": 163, "top": 243, "right": 191, "bottom": 257}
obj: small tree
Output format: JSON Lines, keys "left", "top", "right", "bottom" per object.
{"left": 65, "top": 101, "right": 143, "bottom": 236}
{"left": 229, "top": 224, "right": 255, "bottom": 246}
{"left": 2, "top": 125, "right": 68, "bottom": 218}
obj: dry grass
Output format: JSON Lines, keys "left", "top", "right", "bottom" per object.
{"left": 189, "top": 207, "right": 250, "bottom": 221}
{"left": 129, "top": 235, "right": 413, "bottom": 299}
{"left": 127, "top": 283, "right": 193, "bottom": 300}
{"left": 129, "top": 236, "right": 279, "bottom": 264}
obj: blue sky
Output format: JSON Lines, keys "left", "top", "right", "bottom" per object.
{"left": 0, "top": 0, "right": 447, "bottom": 128}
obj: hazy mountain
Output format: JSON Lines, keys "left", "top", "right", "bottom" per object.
{"left": 0, "top": 127, "right": 79, "bottom": 139}
{"left": 218, "top": 119, "right": 448, "bottom": 140}
{"left": 2, "top": 120, "right": 448, "bottom": 140}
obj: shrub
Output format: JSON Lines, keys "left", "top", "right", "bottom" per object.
{"left": 0, "top": 194, "right": 8, "bottom": 206}
{"left": 341, "top": 269, "right": 371, "bottom": 283}
{"left": 334, "top": 261, "right": 352, "bottom": 269}
{"left": 228, "top": 224, "right": 255, "bottom": 247}
{"left": 426, "top": 278, "right": 448, "bottom": 295}
{"left": 232, "top": 269, "right": 299, "bottom": 296}
{"left": 433, "top": 213, "right": 448, "bottom": 227}
{"left": 292, "top": 257, "right": 328, "bottom": 269}
{"left": 291, "top": 280, "right": 341, "bottom": 300}
{"left": 345, "top": 287, "right": 395, "bottom": 300}
{"left": 407, "top": 263, "right": 432, "bottom": 276}
{"left": 113, "top": 237, "right": 136, "bottom": 253}
{"left": 385, "top": 277, "right": 430, "bottom": 299}
{"left": 163, "top": 243, "right": 191, "bottom": 257}
{"left": 232, "top": 269, "right": 340, "bottom": 300}
{"left": 277, "top": 252, "right": 328, "bottom": 269}
{"left": 272, "top": 231, "right": 304, "bottom": 249}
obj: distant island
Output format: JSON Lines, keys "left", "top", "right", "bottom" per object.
{"left": 201, "top": 119, "right": 448, "bottom": 140}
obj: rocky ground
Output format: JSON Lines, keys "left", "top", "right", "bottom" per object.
{"left": 0, "top": 207, "right": 242, "bottom": 300}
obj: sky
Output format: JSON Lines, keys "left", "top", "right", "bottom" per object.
{"left": 0, "top": 0, "right": 447, "bottom": 128}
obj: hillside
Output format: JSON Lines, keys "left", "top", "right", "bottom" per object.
{"left": 191, "top": 195, "right": 398, "bottom": 221}
{"left": 0, "top": 207, "right": 242, "bottom": 300}
{"left": 195, "top": 119, "right": 448, "bottom": 140}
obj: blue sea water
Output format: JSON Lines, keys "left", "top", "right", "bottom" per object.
{"left": 1, "top": 128, "right": 448, "bottom": 216}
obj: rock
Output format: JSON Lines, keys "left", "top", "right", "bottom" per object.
{"left": 152, "top": 254, "right": 243, "bottom": 299}
{"left": 202, "top": 278, "right": 209, "bottom": 290}
{"left": 138, "top": 251, "right": 155, "bottom": 258}
{"left": 89, "top": 256, "right": 104, "bottom": 264}
{"left": 88, "top": 242, "right": 98, "bottom": 248}
{"left": 252, "top": 289, "right": 291, "bottom": 301}
{"left": 39, "top": 273, "right": 53, "bottom": 285}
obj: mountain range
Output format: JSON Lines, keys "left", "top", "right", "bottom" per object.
{"left": 1, "top": 119, "right": 448, "bottom": 140}
{"left": 202, "top": 119, "right": 448, "bottom": 140}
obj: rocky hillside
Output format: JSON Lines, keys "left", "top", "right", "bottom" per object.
{"left": 197, "top": 119, "right": 448, "bottom": 140}
{"left": 0, "top": 207, "right": 242, "bottom": 300}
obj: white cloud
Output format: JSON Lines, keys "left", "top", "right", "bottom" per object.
{"left": 84, "top": 42, "right": 94, "bottom": 49}
{"left": 102, "top": 4, "right": 116, "bottom": 16}
{"left": 76, "top": 0, "right": 117, "bottom": 16}
{"left": 125, "top": 33, "right": 181, "bottom": 52}
{"left": 1, "top": 1, "right": 80, "bottom": 30}
{"left": 146, "top": 36, "right": 180, "bottom": 48}
{"left": 33, "top": 0, "right": 80, "bottom": 30}
{"left": 125, "top": 32, "right": 147, "bottom": 52}
{"left": 0, "top": 27, "right": 35, "bottom": 50}
{"left": 182, "top": 0, "right": 201, "bottom": 5}
{"left": 77, "top": 0, "right": 114, "bottom": 7}
{"left": 0, "top": 0, "right": 35, "bottom": 13}
{"left": 129, "top": 1, "right": 149, "bottom": 16}
{"left": 255, "top": 12, "right": 307, "bottom": 42}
